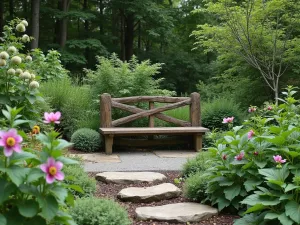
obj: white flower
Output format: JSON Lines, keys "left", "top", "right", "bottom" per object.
{"left": 25, "top": 55, "right": 32, "bottom": 62}
{"left": 7, "top": 46, "right": 18, "bottom": 55}
{"left": 29, "top": 81, "right": 39, "bottom": 89}
{"left": 16, "top": 23, "right": 26, "bottom": 32}
{"left": 31, "top": 73, "right": 36, "bottom": 79}
{"left": 11, "top": 56, "right": 22, "bottom": 64}
{"left": 0, "top": 59, "right": 6, "bottom": 67}
{"left": 15, "top": 68, "right": 23, "bottom": 75}
{"left": 22, "top": 35, "right": 30, "bottom": 43}
{"left": 22, "top": 71, "right": 31, "bottom": 79}
{"left": 21, "top": 20, "right": 28, "bottom": 27}
{"left": 19, "top": 73, "right": 26, "bottom": 79}
{"left": 0, "top": 51, "right": 9, "bottom": 60}
{"left": 7, "top": 68, "right": 16, "bottom": 75}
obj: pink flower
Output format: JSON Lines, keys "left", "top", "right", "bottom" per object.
{"left": 222, "top": 154, "right": 227, "bottom": 160}
{"left": 43, "top": 112, "right": 61, "bottom": 124}
{"left": 235, "top": 151, "right": 245, "bottom": 161}
{"left": 40, "top": 157, "right": 64, "bottom": 184}
{"left": 222, "top": 117, "right": 234, "bottom": 123}
{"left": 254, "top": 151, "right": 259, "bottom": 156}
{"left": 267, "top": 106, "right": 272, "bottom": 110}
{"left": 0, "top": 129, "right": 23, "bottom": 157}
{"left": 248, "top": 106, "right": 257, "bottom": 113}
{"left": 248, "top": 130, "right": 255, "bottom": 139}
{"left": 273, "top": 155, "right": 286, "bottom": 164}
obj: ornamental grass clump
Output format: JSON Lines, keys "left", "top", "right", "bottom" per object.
{"left": 0, "top": 106, "right": 80, "bottom": 224}
{"left": 194, "top": 86, "right": 300, "bottom": 225}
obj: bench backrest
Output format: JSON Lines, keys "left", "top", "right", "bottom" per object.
{"left": 100, "top": 93, "right": 201, "bottom": 128}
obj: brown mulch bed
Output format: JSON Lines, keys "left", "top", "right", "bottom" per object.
{"left": 91, "top": 171, "right": 239, "bottom": 225}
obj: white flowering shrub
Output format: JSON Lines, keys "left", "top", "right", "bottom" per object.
{"left": 0, "top": 19, "right": 44, "bottom": 121}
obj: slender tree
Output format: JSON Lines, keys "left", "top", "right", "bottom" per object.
{"left": 31, "top": 0, "right": 40, "bottom": 49}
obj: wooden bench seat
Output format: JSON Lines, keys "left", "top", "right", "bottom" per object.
{"left": 100, "top": 93, "right": 209, "bottom": 154}
{"left": 100, "top": 127, "right": 209, "bottom": 154}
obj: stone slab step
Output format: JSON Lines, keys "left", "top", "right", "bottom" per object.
{"left": 96, "top": 172, "right": 166, "bottom": 184}
{"left": 135, "top": 202, "right": 218, "bottom": 223}
{"left": 117, "top": 183, "right": 181, "bottom": 203}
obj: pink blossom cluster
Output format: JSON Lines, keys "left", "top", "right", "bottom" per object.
{"left": 248, "top": 106, "right": 257, "bottom": 113}
{"left": 222, "top": 117, "right": 234, "bottom": 123}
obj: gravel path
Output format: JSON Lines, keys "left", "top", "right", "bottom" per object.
{"left": 84, "top": 151, "right": 191, "bottom": 172}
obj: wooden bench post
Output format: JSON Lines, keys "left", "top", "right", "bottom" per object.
{"left": 190, "top": 92, "right": 202, "bottom": 151}
{"left": 100, "top": 93, "right": 113, "bottom": 154}
{"left": 148, "top": 101, "right": 154, "bottom": 140}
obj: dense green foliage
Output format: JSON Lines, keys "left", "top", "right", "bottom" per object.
{"left": 70, "top": 197, "right": 131, "bottom": 225}
{"left": 181, "top": 151, "right": 213, "bottom": 178}
{"left": 63, "top": 162, "right": 97, "bottom": 198}
{"left": 192, "top": 87, "right": 300, "bottom": 224}
{"left": 40, "top": 78, "right": 98, "bottom": 138}
{"left": 183, "top": 171, "right": 208, "bottom": 202}
{"left": 71, "top": 128, "right": 101, "bottom": 153}
{"left": 201, "top": 98, "right": 245, "bottom": 131}
{"left": 0, "top": 106, "right": 80, "bottom": 225}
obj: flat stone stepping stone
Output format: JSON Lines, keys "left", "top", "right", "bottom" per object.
{"left": 136, "top": 202, "right": 218, "bottom": 223}
{"left": 117, "top": 183, "right": 181, "bottom": 203}
{"left": 96, "top": 172, "right": 166, "bottom": 184}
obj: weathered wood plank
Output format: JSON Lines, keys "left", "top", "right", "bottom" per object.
{"left": 112, "top": 96, "right": 189, "bottom": 103}
{"left": 190, "top": 92, "right": 200, "bottom": 126}
{"left": 112, "top": 99, "right": 191, "bottom": 127}
{"left": 100, "top": 93, "right": 112, "bottom": 128}
{"left": 111, "top": 101, "right": 191, "bottom": 127}
{"left": 148, "top": 102, "right": 155, "bottom": 127}
{"left": 100, "top": 127, "right": 209, "bottom": 135}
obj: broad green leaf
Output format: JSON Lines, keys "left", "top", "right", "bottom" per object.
{"left": 264, "top": 212, "right": 279, "bottom": 220}
{"left": 12, "top": 119, "right": 28, "bottom": 127}
{"left": 234, "top": 213, "right": 267, "bottom": 225}
{"left": 244, "top": 179, "right": 262, "bottom": 192}
{"left": 267, "top": 179, "right": 284, "bottom": 187}
{"left": 18, "top": 200, "right": 39, "bottom": 218}
{"left": 0, "top": 214, "right": 6, "bottom": 225}
{"left": 6, "top": 166, "right": 30, "bottom": 186}
{"left": 278, "top": 213, "right": 293, "bottom": 225}
{"left": 285, "top": 201, "right": 300, "bottom": 223}
{"left": 253, "top": 159, "right": 267, "bottom": 168}
{"left": 285, "top": 184, "right": 300, "bottom": 192}
{"left": 266, "top": 136, "right": 285, "bottom": 145}
{"left": 67, "top": 184, "right": 84, "bottom": 193}
{"left": 0, "top": 178, "right": 17, "bottom": 204}
{"left": 10, "top": 151, "right": 38, "bottom": 163}
{"left": 233, "top": 125, "right": 243, "bottom": 133}
{"left": 242, "top": 161, "right": 253, "bottom": 170}
{"left": 241, "top": 194, "right": 280, "bottom": 206}
{"left": 38, "top": 195, "right": 58, "bottom": 221}
{"left": 244, "top": 204, "right": 266, "bottom": 214}
{"left": 286, "top": 151, "right": 300, "bottom": 158}
{"left": 57, "top": 156, "right": 79, "bottom": 165}
{"left": 50, "top": 186, "right": 68, "bottom": 203}
{"left": 259, "top": 165, "right": 289, "bottom": 183}
{"left": 217, "top": 196, "right": 230, "bottom": 211}
{"left": 26, "top": 168, "right": 45, "bottom": 183}
{"left": 54, "top": 139, "right": 73, "bottom": 150}
{"left": 224, "top": 184, "right": 241, "bottom": 201}
{"left": 23, "top": 216, "right": 47, "bottom": 225}
{"left": 224, "top": 136, "right": 234, "bottom": 143}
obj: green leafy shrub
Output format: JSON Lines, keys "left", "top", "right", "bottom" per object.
{"left": 0, "top": 19, "right": 45, "bottom": 121}
{"left": 202, "top": 97, "right": 245, "bottom": 131}
{"left": 63, "top": 161, "right": 96, "bottom": 198}
{"left": 71, "top": 128, "right": 101, "bottom": 152}
{"left": 181, "top": 151, "right": 213, "bottom": 178}
{"left": 70, "top": 197, "right": 131, "bottom": 225}
{"left": 183, "top": 171, "right": 208, "bottom": 202}
{"left": 40, "top": 78, "right": 97, "bottom": 138}
{"left": 0, "top": 106, "right": 79, "bottom": 225}
{"left": 201, "top": 86, "right": 300, "bottom": 224}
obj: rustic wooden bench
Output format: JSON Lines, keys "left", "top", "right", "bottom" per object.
{"left": 99, "top": 93, "right": 209, "bottom": 154}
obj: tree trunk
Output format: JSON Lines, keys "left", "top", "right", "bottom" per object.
{"left": 23, "top": 0, "right": 28, "bottom": 20}
{"left": 99, "top": 0, "right": 104, "bottom": 35}
{"left": 9, "top": 0, "right": 14, "bottom": 19}
{"left": 31, "top": 0, "right": 40, "bottom": 49}
{"left": 0, "top": 0, "right": 4, "bottom": 36}
{"left": 84, "top": 0, "right": 89, "bottom": 66}
{"left": 59, "top": 0, "right": 71, "bottom": 48}
{"left": 120, "top": 10, "right": 125, "bottom": 61}
{"left": 137, "top": 20, "right": 141, "bottom": 50}
{"left": 124, "top": 13, "right": 134, "bottom": 61}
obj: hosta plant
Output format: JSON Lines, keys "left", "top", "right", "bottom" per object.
{"left": 201, "top": 86, "right": 300, "bottom": 224}
{"left": 0, "top": 106, "right": 81, "bottom": 225}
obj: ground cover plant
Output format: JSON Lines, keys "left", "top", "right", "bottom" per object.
{"left": 188, "top": 86, "right": 300, "bottom": 225}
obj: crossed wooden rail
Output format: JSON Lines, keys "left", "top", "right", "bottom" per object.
{"left": 99, "top": 93, "right": 209, "bottom": 154}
